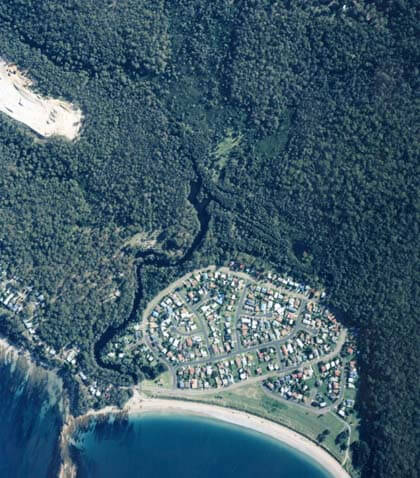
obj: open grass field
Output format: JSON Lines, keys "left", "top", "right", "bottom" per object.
{"left": 141, "top": 370, "right": 173, "bottom": 390}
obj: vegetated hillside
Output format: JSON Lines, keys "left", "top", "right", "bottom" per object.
{"left": 0, "top": 1, "right": 418, "bottom": 477}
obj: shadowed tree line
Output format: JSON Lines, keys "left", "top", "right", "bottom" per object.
{"left": 0, "top": 1, "right": 418, "bottom": 476}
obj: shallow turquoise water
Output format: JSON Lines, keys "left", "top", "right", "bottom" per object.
{"left": 72, "top": 413, "right": 332, "bottom": 478}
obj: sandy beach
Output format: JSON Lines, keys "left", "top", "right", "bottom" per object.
{"left": 122, "top": 391, "right": 350, "bottom": 478}
{"left": 1, "top": 336, "right": 349, "bottom": 478}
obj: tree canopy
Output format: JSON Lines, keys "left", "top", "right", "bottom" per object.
{"left": 0, "top": 1, "right": 418, "bottom": 477}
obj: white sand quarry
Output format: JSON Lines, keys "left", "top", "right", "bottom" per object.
{"left": 0, "top": 59, "right": 83, "bottom": 140}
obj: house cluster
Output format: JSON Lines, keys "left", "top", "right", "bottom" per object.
{"left": 263, "top": 356, "right": 345, "bottom": 409}
{"left": 278, "top": 325, "right": 340, "bottom": 368}
{"left": 0, "top": 281, "right": 27, "bottom": 314}
{"left": 134, "top": 263, "right": 360, "bottom": 407}
{"left": 0, "top": 265, "right": 46, "bottom": 340}
{"left": 335, "top": 335, "right": 359, "bottom": 418}
{"left": 346, "top": 360, "right": 358, "bottom": 389}
{"left": 147, "top": 293, "right": 208, "bottom": 365}
{"left": 184, "top": 270, "right": 246, "bottom": 355}
{"left": 81, "top": 328, "right": 155, "bottom": 401}
{"left": 264, "top": 330, "right": 360, "bottom": 413}
{"left": 150, "top": 294, "right": 199, "bottom": 334}
{"left": 237, "top": 315, "right": 292, "bottom": 347}
{"left": 177, "top": 347, "right": 270, "bottom": 390}
{"left": 227, "top": 261, "right": 319, "bottom": 297}
{"left": 337, "top": 398, "right": 355, "bottom": 418}
{"left": 142, "top": 264, "right": 347, "bottom": 391}
{"left": 77, "top": 368, "right": 116, "bottom": 402}
{"left": 263, "top": 366, "right": 314, "bottom": 403}
{"left": 147, "top": 270, "right": 248, "bottom": 364}
{"left": 176, "top": 353, "right": 251, "bottom": 390}
{"left": 302, "top": 301, "right": 331, "bottom": 328}
{"left": 182, "top": 270, "right": 246, "bottom": 308}
{"left": 244, "top": 283, "right": 302, "bottom": 317}
{"left": 80, "top": 373, "right": 113, "bottom": 399}
{"left": 291, "top": 302, "right": 343, "bottom": 368}
{"left": 107, "top": 340, "right": 155, "bottom": 365}
{"left": 236, "top": 283, "right": 301, "bottom": 347}
{"left": 63, "top": 347, "right": 79, "bottom": 366}
{"left": 0, "top": 264, "right": 127, "bottom": 407}
{"left": 105, "top": 324, "right": 148, "bottom": 361}
{"left": 149, "top": 326, "right": 208, "bottom": 365}
{"left": 176, "top": 346, "right": 281, "bottom": 390}
{"left": 255, "top": 347, "right": 280, "bottom": 374}
{"left": 316, "top": 357, "right": 343, "bottom": 404}
{"left": 203, "top": 310, "right": 236, "bottom": 355}
{"left": 0, "top": 266, "right": 45, "bottom": 315}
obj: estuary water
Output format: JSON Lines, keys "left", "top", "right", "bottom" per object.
{"left": 71, "top": 414, "right": 332, "bottom": 478}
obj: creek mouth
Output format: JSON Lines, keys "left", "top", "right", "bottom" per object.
{"left": 93, "top": 162, "right": 212, "bottom": 381}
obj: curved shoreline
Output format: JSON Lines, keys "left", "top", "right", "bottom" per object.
{"left": 67, "top": 390, "right": 349, "bottom": 478}
{"left": 1, "top": 319, "right": 349, "bottom": 478}
{"left": 126, "top": 396, "right": 349, "bottom": 478}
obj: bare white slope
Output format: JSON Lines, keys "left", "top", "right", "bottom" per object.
{"left": 0, "top": 59, "right": 82, "bottom": 140}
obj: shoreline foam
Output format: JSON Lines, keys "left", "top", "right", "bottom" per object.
{"left": 0, "top": 336, "right": 68, "bottom": 478}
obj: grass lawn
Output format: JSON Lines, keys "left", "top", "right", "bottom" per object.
{"left": 345, "top": 415, "right": 362, "bottom": 478}
{"left": 213, "top": 129, "right": 242, "bottom": 162}
{"left": 342, "top": 387, "right": 360, "bottom": 442}
{"left": 141, "top": 370, "right": 173, "bottom": 390}
{"left": 344, "top": 387, "right": 357, "bottom": 401}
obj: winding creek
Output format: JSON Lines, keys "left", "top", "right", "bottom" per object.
{"left": 0, "top": 162, "right": 350, "bottom": 478}
{"left": 94, "top": 161, "right": 212, "bottom": 380}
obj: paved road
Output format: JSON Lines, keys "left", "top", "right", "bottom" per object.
{"left": 153, "top": 329, "right": 347, "bottom": 394}
{"left": 234, "top": 280, "right": 251, "bottom": 352}
{"left": 137, "top": 266, "right": 344, "bottom": 391}
{"left": 259, "top": 353, "right": 349, "bottom": 415}
{"left": 182, "top": 299, "right": 212, "bottom": 355}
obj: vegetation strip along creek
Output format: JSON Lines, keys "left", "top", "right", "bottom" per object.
{"left": 94, "top": 162, "right": 212, "bottom": 382}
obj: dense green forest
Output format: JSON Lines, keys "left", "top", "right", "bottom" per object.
{"left": 0, "top": 1, "right": 418, "bottom": 477}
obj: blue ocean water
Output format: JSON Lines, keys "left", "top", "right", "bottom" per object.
{"left": 0, "top": 344, "right": 332, "bottom": 478}
{"left": 72, "top": 413, "right": 332, "bottom": 478}
{"left": 0, "top": 345, "right": 64, "bottom": 478}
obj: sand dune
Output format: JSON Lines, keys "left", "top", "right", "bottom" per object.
{"left": 0, "top": 59, "right": 82, "bottom": 140}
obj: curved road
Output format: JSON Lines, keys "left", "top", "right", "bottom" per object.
{"left": 144, "top": 329, "right": 347, "bottom": 394}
